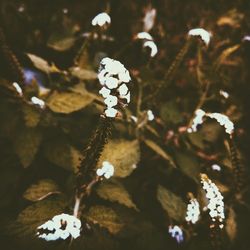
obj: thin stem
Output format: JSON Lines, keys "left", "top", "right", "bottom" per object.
{"left": 146, "top": 39, "right": 193, "bottom": 102}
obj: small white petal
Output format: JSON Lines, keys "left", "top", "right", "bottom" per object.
{"left": 31, "top": 96, "right": 45, "bottom": 109}
{"left": 105, "top": 107, "right": 118, "bottom": 118}
{"left": 188, "top": 28, "right": 211, "bottom": 46}
{"left": 118, "top": 84, "right": 129, "bottom": 96}
{"left": 105, "top": 77, "right": 119, "bottom": 89}
{"left": 147, "top": 110, "right": 154, "bottom": 121}
{"left": 13, "top": 82, "right": 23, "bottom": 96}
{"left": 121, "top": 91, "right": 130, "bottom": 103}
{"left": 143, "top": 41, "right": 158, "bottom": 57}
{"left": 104, "top": 95, "right": 118, "bottom": 107}
{"left": 136, "top": 32, "right": 153, "bottom": 41}
{"left": 99, "top": 87, "right": 111, "bottom": 98}
{"left": 91, "top": 12, "right": 111, "bottom": 27}
{"left": 118, "top": 70, "right": 131, "bottom": 83}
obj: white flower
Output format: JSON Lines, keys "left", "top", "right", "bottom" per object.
{"left": 243, "top": 35, "right": 250, "bottom": 41}
{"left": 99, "top": 86, "right": 111, "bottom": 98}
{"left": 96, "top": 161, "right": 114, "bottom": 179}
{"left": 188, "top": 109, "right": 206, "bottom": 133}
{"left": 31, "top": 96, "right": 45, "bottom": 109}
{"left": 121, "top": 91, "right": 130, "bottom": 104}
{"left": 219, "top": 90, "right": 229, "bottom": 99}
{"left": 118, "top": 84, "right": 129, "bottom": 96}
{"left": 37, "top": 213, "right": 81, "bottom": 241}
{"left": 104, "top": 95, "right": 118, "bottom": 108}
{"left": 211, "top": 164, "right": 221, "bottom": 171}
{"left": 105, "top": 107, "right": 118, "bottom": 118}
{"left": 185, "top": 198, "right": 200, "bottom": 224}
{"left": 168, "top": 225, "right": 184, "bottom": 244}
{"left": 147, "top": 110, "right": 154, "bottom": 121}
{"left": 188, "top": 28, "right": 211, "bottom": 46}
{"left": 118, "top": 70, "right": 131, "bottom": 83}
{"left": 143, "top": 8, "right": 156, "bottom": 32}
{"left": 136, "top": 32, "right": 153, "bottom": 41}
{"left": 105, "top": 77, "right": 119, "bottom": 89}
{"left": 201, "top": 174, "right": 225, "bottom": 226}
{"left": 91, "top": 12, "right": 111, "bottom": 27}
{"left": 13, "top": 82, "right": 23, "bottom": 96}
{"left": 143, "top": 40, "right": 158, "bottom": 57}
{"left": 206, "top": 112, "right": 234, "bottom": 135}
{"left": 130, "top": 115, "right": 138, "bottom": 123}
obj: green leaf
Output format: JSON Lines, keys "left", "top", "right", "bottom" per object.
{"left": 46, "top": 84, "right": 94, "bottom": 114}
{"left": 144, "top": 139, "right": 176, "bottom": 168}
{"left": 157, "top": 185, "right": 186, "bottom": 222}
{"left": 174, "top": 150, "right": 200, "bottom": 182}
{"left": 84, "top": 205, "right": 124, "bottom": 234}
{"left": 27, "top": 53, "right": 53, "bottom": 74}
{"left": 96, "top": 179, "right": 138, "bottom": 210}
{"left": 14, "top": 127, "right": 42, "bottom": 168}
{"left": 22, "top": 104, "right": 41, "bottom": 128}
{"left": 23, "top": 179, "right": 60, "bottom": 201}
{"left": 160, "top": 101, "right": 183, "bottom": 125}
{"left": 48, "top": 35, "right": 76, "bottom": 52}
{"left": 70, "top": 67, "right": 97, "bottom": 80}
{"left": 11, "top": 196, "right": 67, "bottom": 237}
{"left": 44, "top": 142, "right": 81, "bottom": 172}
{"left": 98, "top": 140, "right": 140, "bottom": 178}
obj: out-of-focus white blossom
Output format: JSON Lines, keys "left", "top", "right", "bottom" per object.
{"left": 206, "top": 112, "right": 234, "bottom": 135}
{"left": 136, "top": 32, "right": 153, "bottom": 41}
{"left": 91, "top": 12, "right": 111, "bottom": 27}
{"left": 130, "top": 115, "right": 138, "bottom": 123}
{"left": 188, "top": 109, "right": 206, "bottom": 133}
{"left": 13, "top": 82, "right": 23, "bottom": 96}
{"left": 31, "top": 96, "right": 45, "bottom": 109}
{"left": 188, "top": 28, "right": 211, "bottom": 46}
{"left": 185, "top": 198, "right": 200, "bottom": 224}
{"left": 147, "top": 110, "right": 154, "bottom": 121}
{"left": 96, "top": 161, "right": 114, "bottom": 179}
{"left": 201, "top": 174, "right": 225, "bottom": 226}
{"left": 98, "top": 57, "right": 131, "bottom": 118}
{"left": 99, "top": 86, "right": 111, "bottom": 98}
{"left": 168, "top": 225, "right": 184, "bottom": 244}
{"left": 37, "top": 213, "right": 81, "bottom": 241}
{"left": 211, "top": 164, "right": 221, "bottom": 171}
{"left": 219, "top": 90, "right": 229, "bottom": 99}
{"left": 143, "top": 8, "right": 156, "bottom": 32}
{"left": 143, "top": 40, "right": 158, "bottom": 57}
{"left": 243, "top": 35, "right": 250, "bottom": 41}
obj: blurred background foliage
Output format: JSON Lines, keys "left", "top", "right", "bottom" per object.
{"left": 0, "top": 0, "right": 250, "bottom": 249}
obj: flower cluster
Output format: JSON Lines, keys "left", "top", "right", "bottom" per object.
{"left": 188, "top": 28, "right": 211, "bottom": 46}
{"left": 187, "top": 109, "right": 206, "bottom": 133}
{"left": 136, "top": 32, "right": 158, "bottom": 57}
{"left": 91, "top": 12, "right": 111, "bottom": 27}
{"left": 37, "top": 213, "right": 81, "bottom": 241}
{"left": 201, "top": 174, "right": 225, "bottom": 227}
{"left": 185, "top": 198, "right": 200, "bottom": 224}
{"left": 188, "top": 109, "right": 234, "bottom": 135}
{"left": 206, "top": 112, "right": 234, "bottom": 135}
{"left": 168, "top": 225, "right": 184, "bottom": 244}
{"left": 96, "top": 161, "right": 114, "bottom": 179}
{"left": 98, "top": 57, "right": 131, "bottom": 118}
